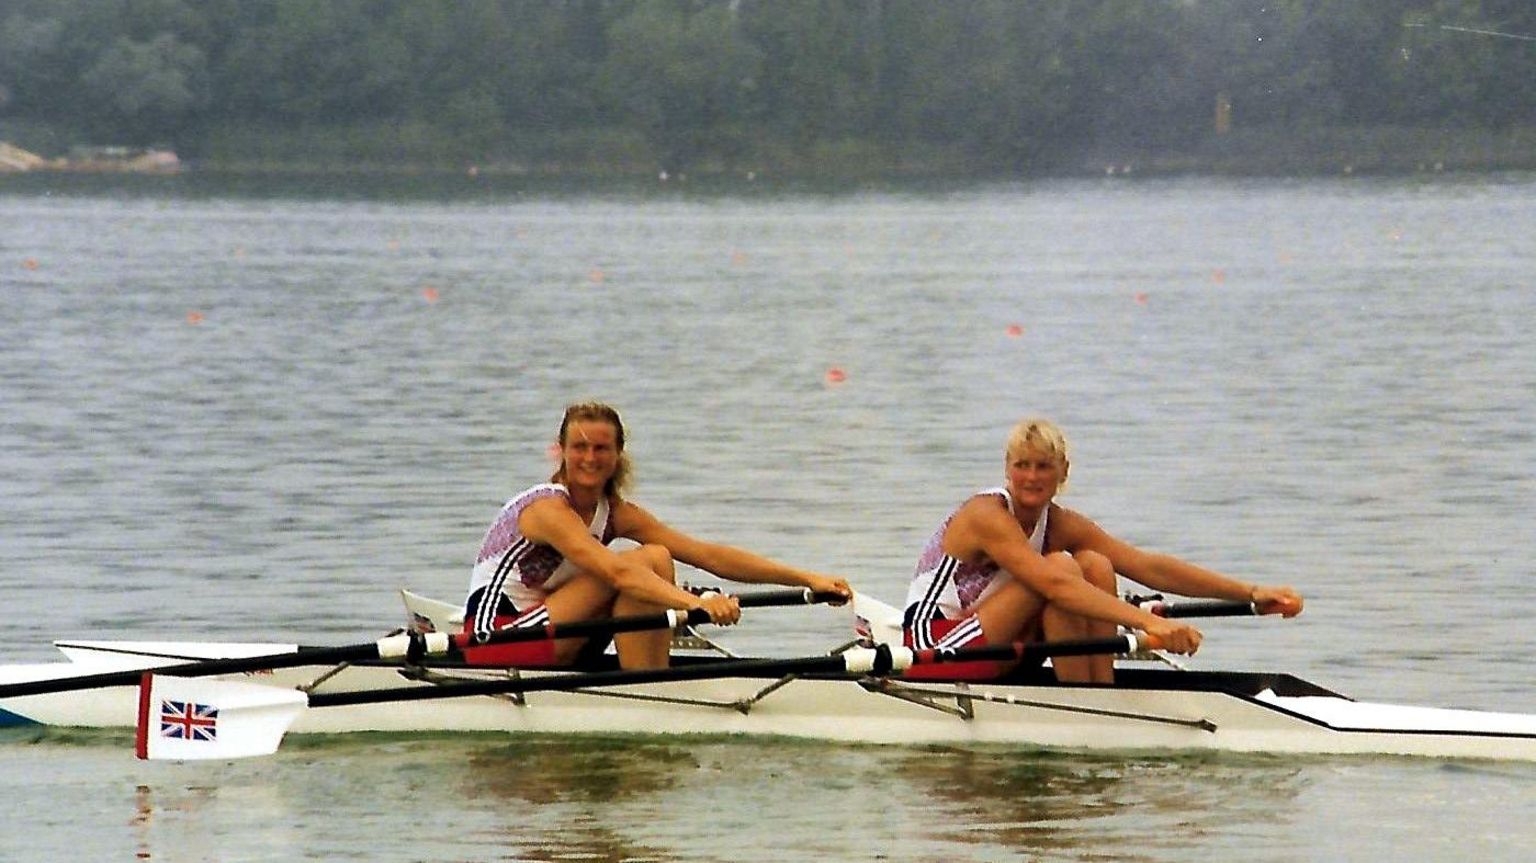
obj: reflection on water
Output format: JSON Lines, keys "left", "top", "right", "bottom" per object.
{"left": 424, "top": 735, "right": 1308, "bottom": 862}
{"left": 2, "top": 728, "right": 1532, "bottom": 862}
{"left": 879, "top": 746, "right": 1305, "bottom": 862}
{"left": 464, "top": 736, "right": 691, "bottom": 805}
{"left": 460, "top": 738, "right": 694, "bottom": 863}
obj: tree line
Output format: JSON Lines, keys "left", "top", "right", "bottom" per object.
{"left": 1, "top": 0, "right": 1533, "bottom": 176}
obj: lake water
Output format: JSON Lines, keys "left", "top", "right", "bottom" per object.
{"left": 2, "top": 171, "right": 1534, "bottom": 861}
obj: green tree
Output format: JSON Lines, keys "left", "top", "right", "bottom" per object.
{"left": 3, "top": 0, "right": 1536, "bottom": 175}
{"left": 0, "top": 11, "right": 68, "bottom": 113}
{"left": 596, "top": 0, "right": 764, "bottom": 171}
{"left": 739, "top": 0, "right": 882, "bottom": 154}
{"left": 80, "top": 32, "right": 208, "bottom": 144}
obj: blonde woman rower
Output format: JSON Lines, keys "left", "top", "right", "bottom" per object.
{"left": 904, "top": 418, "right": 1303, "bottom": 682}
{"left": 467, "top": 402, "right": 852, "bottom": 670}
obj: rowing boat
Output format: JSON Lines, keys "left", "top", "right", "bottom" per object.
{"left": 2, "top": 590, "right": 1535, "bottom": 762}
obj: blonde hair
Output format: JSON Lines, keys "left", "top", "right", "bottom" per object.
{"left": 550, "top": 401, "right": 633, "bottom": 498}
{"left": 1005, "top": 418, "right": 1070, "bottom": 492}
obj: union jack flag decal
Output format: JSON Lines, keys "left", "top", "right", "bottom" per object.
{"left": 160, "top": 699, "right": 219, "bottom": 742}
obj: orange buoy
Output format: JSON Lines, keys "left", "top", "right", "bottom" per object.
{"left": 1005, "top": 324, "right": 1024, "bottom": 338}
{"left": 186, "top": 310, "right": 204, "bottom": 325}
{"left": 825, "top": 367, "right": 847, "bottom": 385}
{"left": 422, "top": 286, "right": 440, "bottom": 303}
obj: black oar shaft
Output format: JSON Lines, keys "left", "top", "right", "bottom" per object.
{"left": 741, "top": 588, "right": 847, "bottom": 609}
{"left": 1126, "top": 594, "right": 1256, "bottom": 619}
{"left": 1018, "top": 634, "right": 1141, "bottom": 659}
{"left": 308, "top": 635, "right": 1142, "bottom": 709}
{"left": 0, "top": 588, "right": 841, "bottom": 700}
{"left": 0, "top": 642, "right": 387, "bottom": 699}
{"left": 1151, "top": 600, "right": 1255, "bottom": 619}
{"left": 310, "top": 654, "right": 855, "bottom": 708}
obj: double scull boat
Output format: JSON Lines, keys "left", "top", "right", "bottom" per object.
{"left": 2, "top": 589, "right": 1534, "bottom": 762}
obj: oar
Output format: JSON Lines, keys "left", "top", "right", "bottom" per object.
{"left": 1124, "top": 594, "right": 1258, "bottom": 618}
{"left": 0, "top": 588, "right": 843, "bottom": 700}
{"left": 855, "top": 590, "right": 1266, "bottom": 639}
{"left": 136, "top": 632, "right": 1164, "bottom": 760}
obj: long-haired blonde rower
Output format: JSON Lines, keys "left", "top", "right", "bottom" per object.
{"left": 466, "top": 402, "right": 851, "bottom": 670}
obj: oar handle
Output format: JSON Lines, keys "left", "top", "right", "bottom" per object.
{"left": 691, "top": 586, "right": 847, "bottom": 608}
{"left": 909, "top": 633, "right": 1156, "bottom": 667}
{"left": 1126, "top": 594, "right": 1256, "bottom": 618}
{"left": 748, "top": 587, "right": 848, "bottom": 608}
{"left": 458, "top": 587, "right": 843, "bottom": 648}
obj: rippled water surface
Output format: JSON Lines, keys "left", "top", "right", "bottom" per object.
{"left": 2, "top": 172, "right": 1535, "bottom": 861}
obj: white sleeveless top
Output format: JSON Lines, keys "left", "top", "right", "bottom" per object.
{"left": 903, "top": 486, "right": 1048, "bottom": 626}
{"left": 467, "top": 483, "right": 614, "bottom": 635}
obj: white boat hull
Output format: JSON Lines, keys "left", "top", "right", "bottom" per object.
{"left": 5, "top": 639, "right": 1536, "bottom": 762}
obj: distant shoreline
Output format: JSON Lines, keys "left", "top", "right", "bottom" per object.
{"left": 6, "top": 124, "right": 1536, "bottom": 185}
{"left": 196, "top": 124, "right": 1536, "bottom": 182}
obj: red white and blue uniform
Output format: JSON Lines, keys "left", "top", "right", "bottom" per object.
{"left": 464, "top": 483, "right": 616, "bottom": 664}
{"left": 902, "top": 487, "right": 1047, "bottom": 678}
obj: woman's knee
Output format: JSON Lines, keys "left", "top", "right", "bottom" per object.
{"left": 1043, "top": 550, "right": 1086, "bottom": 581}
{"left": 624, "top": 544, "right": 676, "bottom": 581}
{"left": 1073, "top": 550, "right": 1116, "bottom": 593}
{"left": 974, "top": 580, "right": 1044, "bottom": 643}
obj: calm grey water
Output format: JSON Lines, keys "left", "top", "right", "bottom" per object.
{"left": 2, "top": 173, "right": 1535, "bottom": 861}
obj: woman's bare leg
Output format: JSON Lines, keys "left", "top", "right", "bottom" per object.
{"left": 957, "top": 551, "right": 1121, "bottom": 683}
{"left": 541, "top": 544, "right": 678, "bottom": 668}
{"left": 541, "top": 575, "right": 618, "bottom": 664}
{"left": 973, "top": 579, "right": 1047, "bottom": 646}
{"left": 966, "top": 578, "right": 1047, "bottom": 678}
{"left": 1068, "top": 550, "right": 1119, "bottom": 682}
{"left": 609, "top": 544, "right": 678, "bottom": 669}
{"left": 1036, "top": 551, "right": 1117, "bottom": 683}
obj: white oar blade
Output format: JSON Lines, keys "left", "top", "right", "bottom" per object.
{"left": 852, "top": 591, "right": 904, "bottom": 646}
{"left": 136, "top": 674, "right": 306, "bottom": 761}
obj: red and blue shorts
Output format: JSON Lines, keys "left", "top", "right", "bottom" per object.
{"left": 461, "top": 589, "right": 558, "bottom": 667}
{"left": 902, "top": 615, "right": 1009, "bottom": 681}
